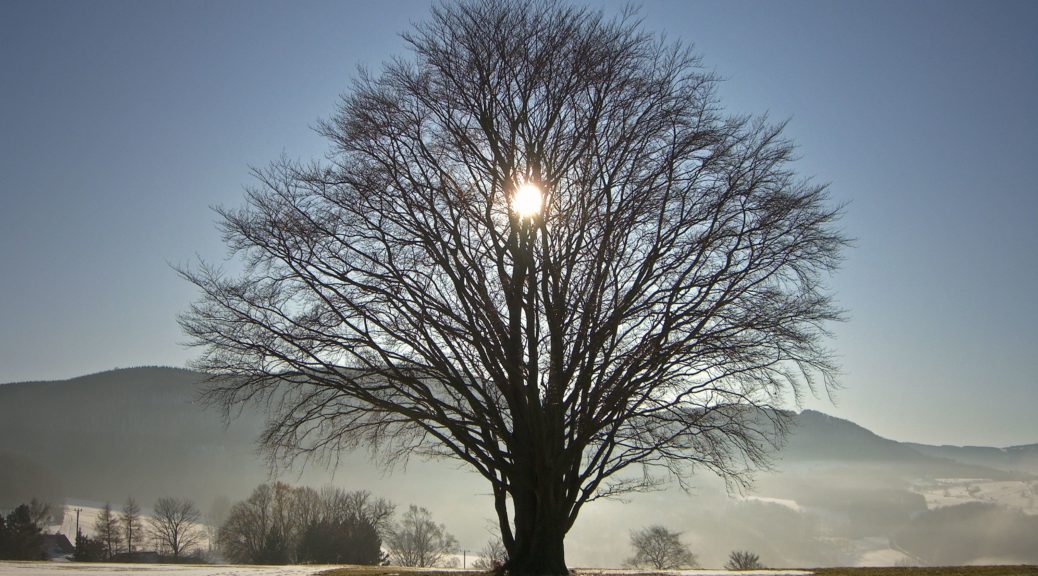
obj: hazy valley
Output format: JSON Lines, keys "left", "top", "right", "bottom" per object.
{"left": 2, "top": 367, "right": 1036, "bottom": 568}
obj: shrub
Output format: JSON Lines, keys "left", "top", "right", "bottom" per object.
{"left": 725, "top": 550, "right": 764, "bottom": 570}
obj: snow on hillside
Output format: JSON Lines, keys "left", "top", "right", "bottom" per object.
{"left": 912, "top": 478, "right": 1038, "bottom": 513}
{"left": 50, "top": 500, "right": 213, "bottom": 551}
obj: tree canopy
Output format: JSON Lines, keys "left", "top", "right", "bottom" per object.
{"left": 182, "top": 1, "right": 844, "bottom": 574}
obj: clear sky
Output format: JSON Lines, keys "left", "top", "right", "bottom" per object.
{"left": 2, "top": 0, "right": 1036, "bottom": 447}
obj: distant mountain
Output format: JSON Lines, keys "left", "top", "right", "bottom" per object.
{"left": 0, "top": 367, "right": 273, "bottom": 508}
{"left": 1, "top": 368, "right": 1030, "bottom": 510}
{"left": 0, "top": 367, "right": 485, "bottom": 518}
{"left": 904, "top": 441, "right": 1038, "bottom": 475}
{"left": 2, "top": 367, "right": 1036, "bottom": 568}
{"left": 779, "top": 409, "right": 1025, "bottom": 480}
{"left": 780, "top": 409, "right": 927, "bottom": 462}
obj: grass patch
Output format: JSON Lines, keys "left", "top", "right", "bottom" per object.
{"left": 317, "top": 568, "right": 1038, "bottom": 576}
{"left": 811, "top": 567, "right": 1038, "bottom": 576}
{"left": 319, "top": 568, "right": 486, "bottom": 576}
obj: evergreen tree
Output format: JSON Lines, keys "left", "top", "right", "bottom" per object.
{"left": 2, "top": 504, "right": 43, "bottom": 560}
{"left": 74, "top": 531, "right": 105, "bottom": 562}
{"left": 121, "top": 498, "right": 144, "bottom": 554}
{"left": 93, "top": 503, "right": 122, "bottom": 560}
{"left": 298, "top": 517, "right": 382, "bottom": 564}
{"left": 0, "top": 513, "right": 7, "bottom": 558}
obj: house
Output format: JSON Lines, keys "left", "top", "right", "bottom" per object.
{"left": 40, "top": 533, "right": 74, "bottom": 560}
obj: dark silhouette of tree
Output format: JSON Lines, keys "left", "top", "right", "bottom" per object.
{"left": 298, "top": 517, "right": 382, "bottom": 564}
{"left": 149, "top": 497, "right": 203, "bottom": 558}
{"left": 93, "top": 502, "right": 122, "bottom": 560}
{"left": 74, "top": 531, "right": 105, "bottom": 562}
{"left": 319, "top": 487, "right": 395, "bottom": 538}
{"left": 297, "top": 487, "right": 388, "bottom": 565}
{"left": 217, "top": 483, "right": 289, "bottom": 564}
{"left": 473, "top": 537, "right": 508, "bottom": 571}
{"left": 726, "top": 550, "right": 765, "bottom": 570}
{"left": 624, "top": 525, "right": 698, "bottom": 569}
{"left": 181, "top": 1, "right": 844, "bottom": 574}
{"left": 217, "top": 482, "right": 392, "bottom": 565}
{"left": 120, "top": 498, "right": 143, "bottom": 554}
{"left": 386, "top": 505, "right": 457, "bottom": 567}
{"left": 0, "top": 504, "right": 43, "bottom": 560}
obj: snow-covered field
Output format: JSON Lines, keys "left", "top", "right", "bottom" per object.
{"left": 0, "top": 564, "right": 815, "bottom": 576}
{"left": 912, "top": 478, "right": 1038, "bottom": 513}
{"left": 0, "top": 562, "right": 332, "bottom": 576}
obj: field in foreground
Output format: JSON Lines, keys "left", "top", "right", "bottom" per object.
{"left": 318, "top": 567, "right": 1038, "bottom": 576}
{"left": 2, "top": 564, "right": 1036, "bottom": 576}
{"left": 0, "top": 561, "right": 332, "bottom": 575}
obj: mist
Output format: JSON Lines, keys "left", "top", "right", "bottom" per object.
{"left": 3, "top": 367, "right": 1035, "bottom": 568}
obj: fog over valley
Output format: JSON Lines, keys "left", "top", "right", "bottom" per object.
{"left": 2, "top": 368, "right": 1035, "bottom": 568}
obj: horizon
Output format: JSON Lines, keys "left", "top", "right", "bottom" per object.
{"left": 0, "top": 364, "right": 1034, "bottom": 450}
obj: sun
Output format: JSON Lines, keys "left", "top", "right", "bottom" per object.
{"left": 512, "top": 182, "right": 543, "bottom": 219}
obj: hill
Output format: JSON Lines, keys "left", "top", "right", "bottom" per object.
{"left": 1, "top": 367, "right": 1035, "bottom": 568}
{"left": 0, "top": 367, "right": 269, "bottom": 508}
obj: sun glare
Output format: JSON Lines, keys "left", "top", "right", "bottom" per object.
{"left": 512, "top": 182, "right": 543, "bottom": 219}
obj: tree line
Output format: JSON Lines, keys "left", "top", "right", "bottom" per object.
{"left": 9, "top": 483, "right": 460, "bottom": 567}
{"left": 73, "top": 496, "right": 204, "bottom": 562}
{"left": 215, "top": 482, "right": 458, "bottom": 567}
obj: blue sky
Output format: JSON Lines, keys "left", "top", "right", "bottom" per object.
{"left": 2, "top": 0, "right": 1036, "bottom": 446}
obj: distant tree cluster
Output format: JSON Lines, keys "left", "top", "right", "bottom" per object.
{"left": 0, "top": 503, "right": 45, "bottom": 560}
{"left": 217, "top": 482, "right": 394, "bottom": 565}
{"left": 7, "top": 485, "right": 456, "bottom": 567}
{"left": 74, "top": 496, "right": 205, "bottom": 562}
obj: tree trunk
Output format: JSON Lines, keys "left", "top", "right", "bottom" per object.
{"left": 504, "top": 480, "right": 570, "bottom": 576}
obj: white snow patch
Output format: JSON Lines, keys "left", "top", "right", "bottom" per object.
{"left": 0, "top": 561, "right": 331, "bottom": 576}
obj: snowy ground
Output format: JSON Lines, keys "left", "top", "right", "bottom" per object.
{"left": 912, "top": 478, "right": 1038, "bottom": 513}
{"left": 0, "top": 562, "right": 333, "bottom": 576}
{"left": 0, "top": 564, "right": 815, "bottom": 576}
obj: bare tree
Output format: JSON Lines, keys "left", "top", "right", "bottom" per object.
{"left": 386, "top": 505, "right": 457, "bottom": 567}
{"left": 149, "top": 497, "right": 203, "bottom": 558}
{"left": 217, "top": 485, "right": 273, "bottom": 564}
{"left": 92, "top": 503, "right": 122, "bottom": 560}
{"left": 181, "top": 1, "right": 844, "bottom": 574}
{"left": 473, "top": 537, "right": 508, "bottom": 570}
{"left": 319, "top": 487, "right": 395, "bottom": 536}
{"left": 216, "top": 481, "right": 390, "bottom": 564}
{"left": 220, "top": 482, "right": 303, "bottom": 564}
{"left": 624, "top": 525, "right": 698, "bottom": 570}
{"left": 726, "top": 550, "right": 765, "bottom": 570}
{"left": 121, "top": 498, "right": 143, "bottom": 554}
{"left": 27, "top": 498, "right": 60, "bottom": 529}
